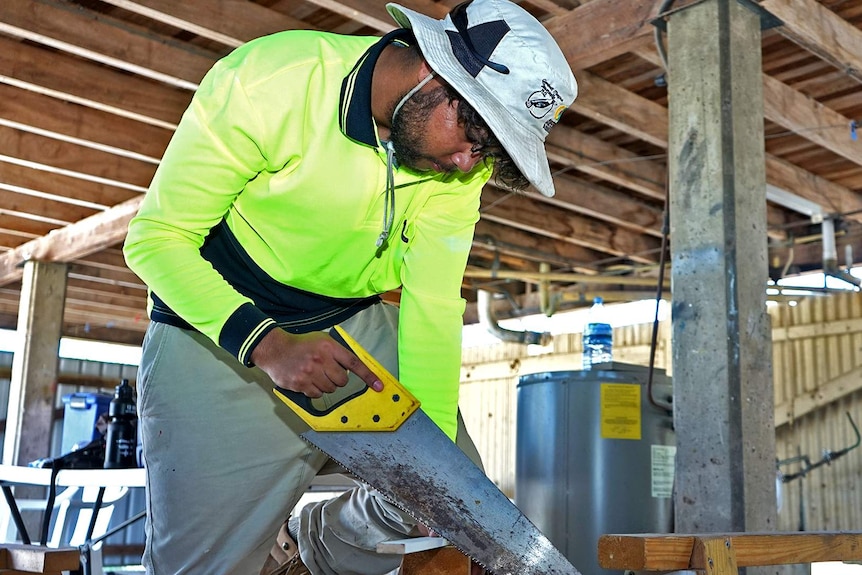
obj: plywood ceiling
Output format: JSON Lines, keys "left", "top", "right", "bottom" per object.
{"left": 0, "top": 0, "right": 861, "bottom": 345}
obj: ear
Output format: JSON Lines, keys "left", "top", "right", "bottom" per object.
{"left": 418, "top": 59, "right": 435, "bottom": 81}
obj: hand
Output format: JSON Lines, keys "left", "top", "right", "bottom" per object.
{"left": 251, "top": 329, "right": 383, "bottom": 398}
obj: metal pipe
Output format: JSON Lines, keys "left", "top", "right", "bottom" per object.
{"left": 477, "top": 289, "right": 551, "bottom": 346}
{"left": 465, "top": 268, "right": 668, "bottom": 288}
{"left": 538, "top": 262, "right": 555, "bottom": 316}
{"left": 822, "top": 218, "right": 861, "bottom": 288}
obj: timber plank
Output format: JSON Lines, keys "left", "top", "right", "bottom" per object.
{"left": 598, "top": 532, "right": 862, "bottom": 571}
{"left": 0, "top": 544, "right": 79, "bottom": 572}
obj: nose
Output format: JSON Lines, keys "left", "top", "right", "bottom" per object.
{"left": 450, "top": 148, "right": 482, "bottom": 173}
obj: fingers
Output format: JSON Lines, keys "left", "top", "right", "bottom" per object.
{"left": 334, "top": 345, "right": 384, "bottom": 392}
{"left": 255, "top": 328, "right": 384, "bottom": 397}
{"left": 322, "top": 363, "right": 349, "bottom": 389}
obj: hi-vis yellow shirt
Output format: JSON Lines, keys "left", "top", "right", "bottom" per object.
{"left": 123, "top": 30, "right": 491, "bottom": 440}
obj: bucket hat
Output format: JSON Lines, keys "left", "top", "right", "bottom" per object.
{"left": 386, "top": 0, "right": 577, "bottom": 197}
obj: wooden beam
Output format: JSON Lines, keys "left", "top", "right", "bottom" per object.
{"left": 473, "top": 219, "right": 600, "bottom": 270}
{"left": 66, "top": 284, "right": 147, "bottom": 310}
{"left": 545, "top": 175, "right": 664, "bottom": 237}
{"left": 546, "top": 127, "right": 791, "bottom": 239}
{"left": 0, "top": 162, "right": 139, "bottom": 213}
{"left": 0, "top": 36, "right": 191, "bottom": 128}
{"left": 0, "top": 125, "right": 157, "bottom": 191}
{"left": 0, "top": 83, "right": 173, "bottom": 162}
{"left": 67, "top": 264, "right": 146, "bottom": 291}
{"left": 761, "top": 0, "right": 862, "bottom": 83}
{"left": 545, "top": 0, "right": 661, "bottom": 71}
{"left": 74, "top": 248, "right": 138, "bottom": 273}
{"left": 0, "top": 214, "right": 58, "bottom": 238}
{"left": 598, "top": 532, "right": 862, "bottom": 571}
{"left": 573, "top": 59, "right": 862, "bottom": 229}
{"left": 481, "top": 188, "right": 661, "bottom": 263}
{"left": 0, "top": 0, "right": 215, "bottom": 89}
{"left": 300, "top": 0, "right": 446, "bottom": 32}
{"left": 545, "top": 129, "right": 667, "bottom": 202}
{"left": 526, "top": 0, "right": 573, "bottom": 18}
{"left": 97, "top": 0, "right": 312, "bottom": 47}
{"left": 762, "top": 74, "right": 860, "bottom": 166}
{"left": 774, "top": 363, "right": 862, "bottom": 427}
{"left": 60, "top": 322, "right": 146, "bottom": 346}
{"left": 0, "top": 196, "right": 143, "bottom": 286}
{"left": 66, "top": 277, "right": 146, "bottom": 299}
{"left": 636, "top": 44, "right": 862, "bottom": 196}
{"left": 0, "top": 188, "right": 98, "bottom": 226}
{"left": 572, "top": 71, "right": 669, "bottom": 148}
{"left": 765, "top": 155, "right": 862, "bottom": 219}
{"left": 464, "top": 268, "right": 667, "bottom": 288}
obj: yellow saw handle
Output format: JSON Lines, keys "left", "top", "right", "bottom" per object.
{"left": 273, "top": 325, "right": 420, "bottom": 431}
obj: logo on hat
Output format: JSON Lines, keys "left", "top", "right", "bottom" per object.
{"left": 525, "top": 79, "right": 564, "bottom": 120}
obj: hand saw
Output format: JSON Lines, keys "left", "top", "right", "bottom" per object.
{"left": 273, "top": 326, "right": 581, "bottom": 575}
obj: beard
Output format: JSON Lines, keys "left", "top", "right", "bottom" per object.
{"left": 388, "top": 86, "right": 450, "bottom": 172}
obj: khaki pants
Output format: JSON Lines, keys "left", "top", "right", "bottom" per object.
{"left": 137, "top": 302, "right": 482, "bottom": 575}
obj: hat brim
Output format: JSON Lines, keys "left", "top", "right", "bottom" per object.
{"left": 387, "top": 3, "right": 556, "bottom": 197}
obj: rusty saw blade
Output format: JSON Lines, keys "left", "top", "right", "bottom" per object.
{"left": 273, "top": 327, "right": 580, "bottom": 575}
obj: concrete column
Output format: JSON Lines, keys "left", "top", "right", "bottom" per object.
{"left": 667, "top": 0, "right": 777, "bottom": 537}
{"left": 3, "top": 260, "right": 68, "bottom": 466}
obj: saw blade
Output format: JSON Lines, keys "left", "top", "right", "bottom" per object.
{"left": 302, "top": 409, "right": 581, "bottom": 575}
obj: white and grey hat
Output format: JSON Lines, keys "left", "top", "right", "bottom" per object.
{"left": 386, "top": 0, "right": 577, "bottom": 197}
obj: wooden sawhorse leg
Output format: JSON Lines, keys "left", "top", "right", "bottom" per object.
{"left": 692, "top": 537, "right": 739, "bottom": 575}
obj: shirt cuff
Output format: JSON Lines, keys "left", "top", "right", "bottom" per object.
{"left": 219, "top": 302, "right": 278, "bottom": 366}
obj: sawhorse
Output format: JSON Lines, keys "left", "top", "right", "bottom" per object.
{"left": 598, "top": 532, "right": 862, "bottom": 574}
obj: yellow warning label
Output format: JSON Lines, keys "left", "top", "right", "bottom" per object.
{"left": 600, "top": 383, "right": 641, "bottom": 440}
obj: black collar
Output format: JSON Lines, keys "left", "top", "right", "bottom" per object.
{"left": 339, "top": 29, "right": 415, "bottom": 148}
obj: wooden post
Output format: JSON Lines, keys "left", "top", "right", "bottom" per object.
{"left": 2, "top": 261, "right": 68, "bottom": 466}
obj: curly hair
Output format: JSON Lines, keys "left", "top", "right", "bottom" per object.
{"left": 442, "top": 83, "right": 530, "bottom": 192}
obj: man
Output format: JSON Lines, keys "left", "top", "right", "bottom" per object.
{"left": 123, "top": 0, "right": 577, "bottom": 573}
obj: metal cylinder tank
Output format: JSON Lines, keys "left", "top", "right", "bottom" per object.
{"left": 515, "top": 363, "right": 675, "bottom": 575}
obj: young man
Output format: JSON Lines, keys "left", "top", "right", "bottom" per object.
{"left": 123, "top": 0, "right": 577, "bottom": 573}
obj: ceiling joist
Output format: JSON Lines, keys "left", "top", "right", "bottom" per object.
{"left": 0, "top": 0, "right": 858, "bottom": 343}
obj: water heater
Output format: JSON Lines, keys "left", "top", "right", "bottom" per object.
{"left": 516, "top": 363, "right": 675, "bottom": 575}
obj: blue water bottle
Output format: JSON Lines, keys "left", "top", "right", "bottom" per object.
{"left": 582, "top": 297, "right": 613, "bottom": 369}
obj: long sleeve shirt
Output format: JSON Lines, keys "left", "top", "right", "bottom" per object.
{"left": 123, "top": 29, "right": 491, "bottom": 440}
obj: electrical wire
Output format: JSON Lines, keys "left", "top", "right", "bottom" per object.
{"left": 654, "top": 0, "right": 676, "bottom": 72}
{"left": 643, "top": 0, "right": 675, "bottom": 407}
{"left": 646, "top": 176, "right": 673, "bottom": 413}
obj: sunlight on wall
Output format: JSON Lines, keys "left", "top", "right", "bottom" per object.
{"left": 462, "top": 298, "right": 669, "bottom": 348}
{"left": 0, "top": 328, "right": 142, "bottom": 366}
{"left": 812, "top": 562, "right": 862, "bottom": 575}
